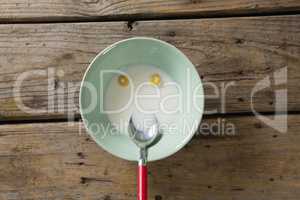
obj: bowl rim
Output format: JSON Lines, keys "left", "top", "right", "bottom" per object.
{"left": 79, "top": 36, "right": 204, "bottom": 161}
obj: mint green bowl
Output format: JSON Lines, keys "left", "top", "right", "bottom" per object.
{"left": 80, "top": 37, "right": 204, "bottom": 161}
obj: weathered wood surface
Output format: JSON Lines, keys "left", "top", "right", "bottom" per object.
{"left": 0, "top": 15, "right": 298, "bottom": 120}
{"left": 0, "top": 115, "right": 298, "bottom": 200}
{"left": 0, "top": 0, "right": 300, "bottom": 22}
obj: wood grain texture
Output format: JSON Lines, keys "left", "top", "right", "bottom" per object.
{"left": 0, "top": 115, "right": 299, "bottom": 200}
{"left": 0, "top": 0, "right": 300, "bottom": 22}
{"left": 0, "top": 15, "right": 299, "bottom": 120}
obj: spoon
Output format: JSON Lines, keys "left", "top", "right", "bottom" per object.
{"left": 129, "top": 114, "right": 161, "bottom": 200}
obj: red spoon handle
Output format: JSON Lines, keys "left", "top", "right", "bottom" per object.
{"left": 137, "top": 164, "right": 147, "bottom": 200}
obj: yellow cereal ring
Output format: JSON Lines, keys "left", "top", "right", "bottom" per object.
{"left": 150, "top": 73, "right": 161, "bottom": 86}
{"left": 118, "top": 75, "right": 129, "bottom": 87}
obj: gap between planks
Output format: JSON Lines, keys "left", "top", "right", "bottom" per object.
{"left": 0, "top": 9, "right": 299, "bottom": 25}
{"left": 0, "top": 111, "right": 298, "bottom": 126}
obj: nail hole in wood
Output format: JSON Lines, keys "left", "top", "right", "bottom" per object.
{"left": 235, "top": 38, "right": 245, "bottom": 44}
{"left": 104, "top": 195, "right": 111, "bottom": 200}
{"left": 238, "top": 97, "right": 244, "bottom": 102}
{"left": 77, "top": 152, "right": 85, "bottom": 159}
{"left": 254, "top": 123, "right": 262, "bottom": 129}
{"left": 168, "top": 31, "right": 176, "bottom": 37}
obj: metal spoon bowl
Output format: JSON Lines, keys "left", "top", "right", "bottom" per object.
{"left": 128, "top": 116, "right": 162, "bottom": 150}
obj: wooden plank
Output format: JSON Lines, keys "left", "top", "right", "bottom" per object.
{"left": 0, "top": 16, "right": 299, "bottom": 120}
{"left": 0, "top": 115, "right": 299, "bottom": 200}
{"left": 0, "top": 0, "right": 300, "bottom": 22}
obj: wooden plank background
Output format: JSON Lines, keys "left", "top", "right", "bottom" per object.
{"left": 0, "top": 1, "right": 299, "bottom": 200}
{"left": 0, "top": 115, "right": 299, "bottom": 200}
{"left": 0, "top": 15, "right": 299, "bottom": 121}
